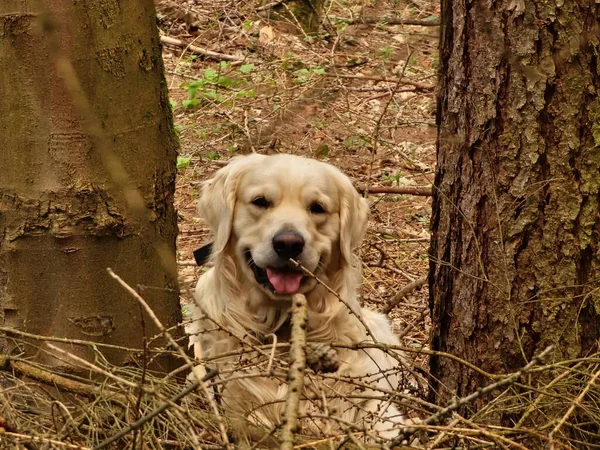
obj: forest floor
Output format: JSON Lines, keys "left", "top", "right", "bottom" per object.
{"left": 162, "top": 0, "right": 440, "bottom": 370}
{"left": 3, "top": 2, "right": 597, "bottom": 449}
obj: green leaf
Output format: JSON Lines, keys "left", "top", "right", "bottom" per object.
{"left": 201, "top": 91, "right": 224, "bottom": 102}
{"left": 236, "top": 89, "right": 255, "bottom": 98}
{"left": 182, "top": 98, "right": 199, "bottom": 108}
{"left": 177, "top": 156, "right": 192, "bottom": 170}
{"left": 317, "top": 143, "right": 329, "bottom": 157}
{"left": 204, "top": 68, "right": 218, "bottom": 81}
{"left": 313, "top": 67, "right": 325, "bottom": 75}
{"left": 185, "top": 79, "right": 206, "bottom": 89}
{"left": 216, "top": 76, "right": 234, "bottom": 88}
{"left": 239, "top": 63, "right": 255, "bottom": 74}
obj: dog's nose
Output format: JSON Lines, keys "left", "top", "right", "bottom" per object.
{"left": 272, "top": 231, "right": 305, "bottom": 259}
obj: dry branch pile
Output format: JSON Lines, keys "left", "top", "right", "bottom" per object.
{"left": 3, "top": 317, "right": 600, "bottom": 449}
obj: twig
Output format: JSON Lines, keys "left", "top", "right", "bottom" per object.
{"left": 106, "top": 268, "right": 232, "bottom": 449}
{"left": 160, "top": 35, "right": 245, "bottom": 62}
{"left": 389, "top": 346, "right": 554, "bottom": 446}
{"left": 256, "top": 0, "right": 289, "bottom": 12}
{"left": 382, "top": 275, "right": 428, "bottom": 314}
{"left": 93, "top": 368, "right": 219, "bottom": 450}
{"left": 288, "top": 260, "right": 376, "bottom": 342}
{"left": 9, "top": 360, "right": 127, "bottom": 404}
{"left": 356, "top": 185, "right": 433, "bottom": 196}
{"left": 548, "top": 364, "right": 600, "bottom": 445}
{"left": 368, "top": 227, "right": 430, "bottom": 242}
{"left": 515, "top": 359, "right": 587, "bottom": 428}
{"left": 0, "top": 416, "right": 38, "bottom": 450}
{"left": 324, "top": 73, "right": 435, "bottom": 91}
{"left": 280, "top": 294, "right": 308, "bottom": 450}
{"left": 131, "top": 292, "right": 149, "bottom": 450}
{"left": 1, "top": 327, "right": 158, "bottom": 353}
{"left": 266, "top": 333, "right": 278, "bottom": 374}
{"left": 2, "top": 432, "right": 91, "bottom": 450}
{"left": 336, "top": 16, "right": 440, "bottom": 26}
{"left": 396, "top": 306, "right": 430, "bottom": 340}
{"left": 364, "top": 54, "right": 413, "bottom": 199}
{"left": 45, "top": 344, "right": 140, "bottom": 390}
{"left": 188, "top": 176, "right": 433, "bottom": 196}
{"left": 332, "top": 341, "right": 498, "bottom": 380}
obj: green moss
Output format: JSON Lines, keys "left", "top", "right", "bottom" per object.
{"left": 590, "top": 100, "right": 600, "bottom": 148}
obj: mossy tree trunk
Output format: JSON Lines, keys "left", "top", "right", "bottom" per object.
{"left": 0, "top": 0, "right": 182, "bottom": 370}
{"left": 430, "top": 0, "right": 600, "bottom": 413}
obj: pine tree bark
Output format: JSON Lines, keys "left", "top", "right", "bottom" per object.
{"left": 0, "top": 1, "right": 182, "bottom": 369}
{"left": 430, "top": 0, "right": 600, "bottom": 410}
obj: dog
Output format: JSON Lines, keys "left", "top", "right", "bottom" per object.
{"left": 186, "top": 154, "right": 408, "bottom": 442}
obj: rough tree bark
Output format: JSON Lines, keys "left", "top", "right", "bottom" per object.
{"left": 430, "top": 0, "right": 600, "bottom": 412}
{"left": 0, "top": 1, "right": 182, "bottom": 369}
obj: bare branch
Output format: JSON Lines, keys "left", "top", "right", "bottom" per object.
{"left": 160, "top": 35, "right": 246, "bottom": 62}
{"left": 280, "top": 294, "right": 309, "bottom": 450}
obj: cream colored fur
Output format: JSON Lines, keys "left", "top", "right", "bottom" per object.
{"left": 186, "top": 154, "right": 407, "bottom": 442}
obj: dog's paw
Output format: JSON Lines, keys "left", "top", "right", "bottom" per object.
{"left": 305, "top": 343, "right": 339, "bottom": 373}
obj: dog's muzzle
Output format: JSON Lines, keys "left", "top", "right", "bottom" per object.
{"left": 244, "top": 250, "right": 306, "bottom": 295}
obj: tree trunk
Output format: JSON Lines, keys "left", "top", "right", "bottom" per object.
{"left": 430, "top": 0, "right": 600, "bottom": 418}
{"left": 269, "top": 0, "right": 325, "bottom": 34}
{"left": 0, "top": 0, "right": 182, "bottom": 370}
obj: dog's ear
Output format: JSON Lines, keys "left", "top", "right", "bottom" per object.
{"left": 197, "top": 155, "right": 262, "bottom": 256}
{"left": 336, "top": 170, "right": 369, "bottom": 267}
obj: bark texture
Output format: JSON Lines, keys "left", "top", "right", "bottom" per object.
{"left": 0, "top": 1, "right": 181, "bottom": 369}
{"left": 430, "top": 0, "right": 600, "bottom": 407}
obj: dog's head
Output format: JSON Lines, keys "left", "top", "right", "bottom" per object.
{"left": 197, "top": 154, "right": 368, "bottom": 299}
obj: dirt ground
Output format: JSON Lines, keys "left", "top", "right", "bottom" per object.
{"left": 161, "top": 0, "right": 440, "bottom": 366}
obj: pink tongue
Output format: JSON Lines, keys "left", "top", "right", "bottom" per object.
{"left": 266, "top": 268, "right": 303, "bottom": 294}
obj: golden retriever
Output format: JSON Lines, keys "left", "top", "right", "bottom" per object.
{"left": 186, "top": 154, "right": 407, "bottom": 442}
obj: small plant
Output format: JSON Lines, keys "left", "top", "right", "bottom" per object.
{"left": 205, "top": 151, "right": 220, "bottom": 160}
{"left": 317, "top": 142, "right": 330, "bottom": 157}
{"left": 293, "top": 67, "right": 326, "bottom": 84}
{"left": 381, "top": 171, "right": 404, "bottom": 186}
{"left": 281, "top": 52, "right": 303, "bottom": 71}
{"left": 177, "top": 155, "right": 192, "bottom": 171}
{"left": 343, "top": 134, "right": 371, "bottom": 150}
{"left": 239, "top": 63, "right": 255, "bottom": 74}
{"left": 181, "top": 54, "right": 199, "bottom": 66}
{"left": 313, "top": 119, "right": 329, "bottom": 129}
{"left": 174, "top": 124, "right": 185, "bottom": 138}
{"left": 182, "top": 61, "right": 255, "bottom": 108}
{"left": 378, "top": 46, "right": 394, "bottom": 60}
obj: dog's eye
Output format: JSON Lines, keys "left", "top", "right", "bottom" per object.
{"left": 309, "top": 202, "right": 326, "bottom": 214}
{"left": 251, "top": 196, "right": 271, "bottom": 208}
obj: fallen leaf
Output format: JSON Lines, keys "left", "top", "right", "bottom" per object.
{"left": 259, "top": 26, "right": 275, "bottom": 45}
